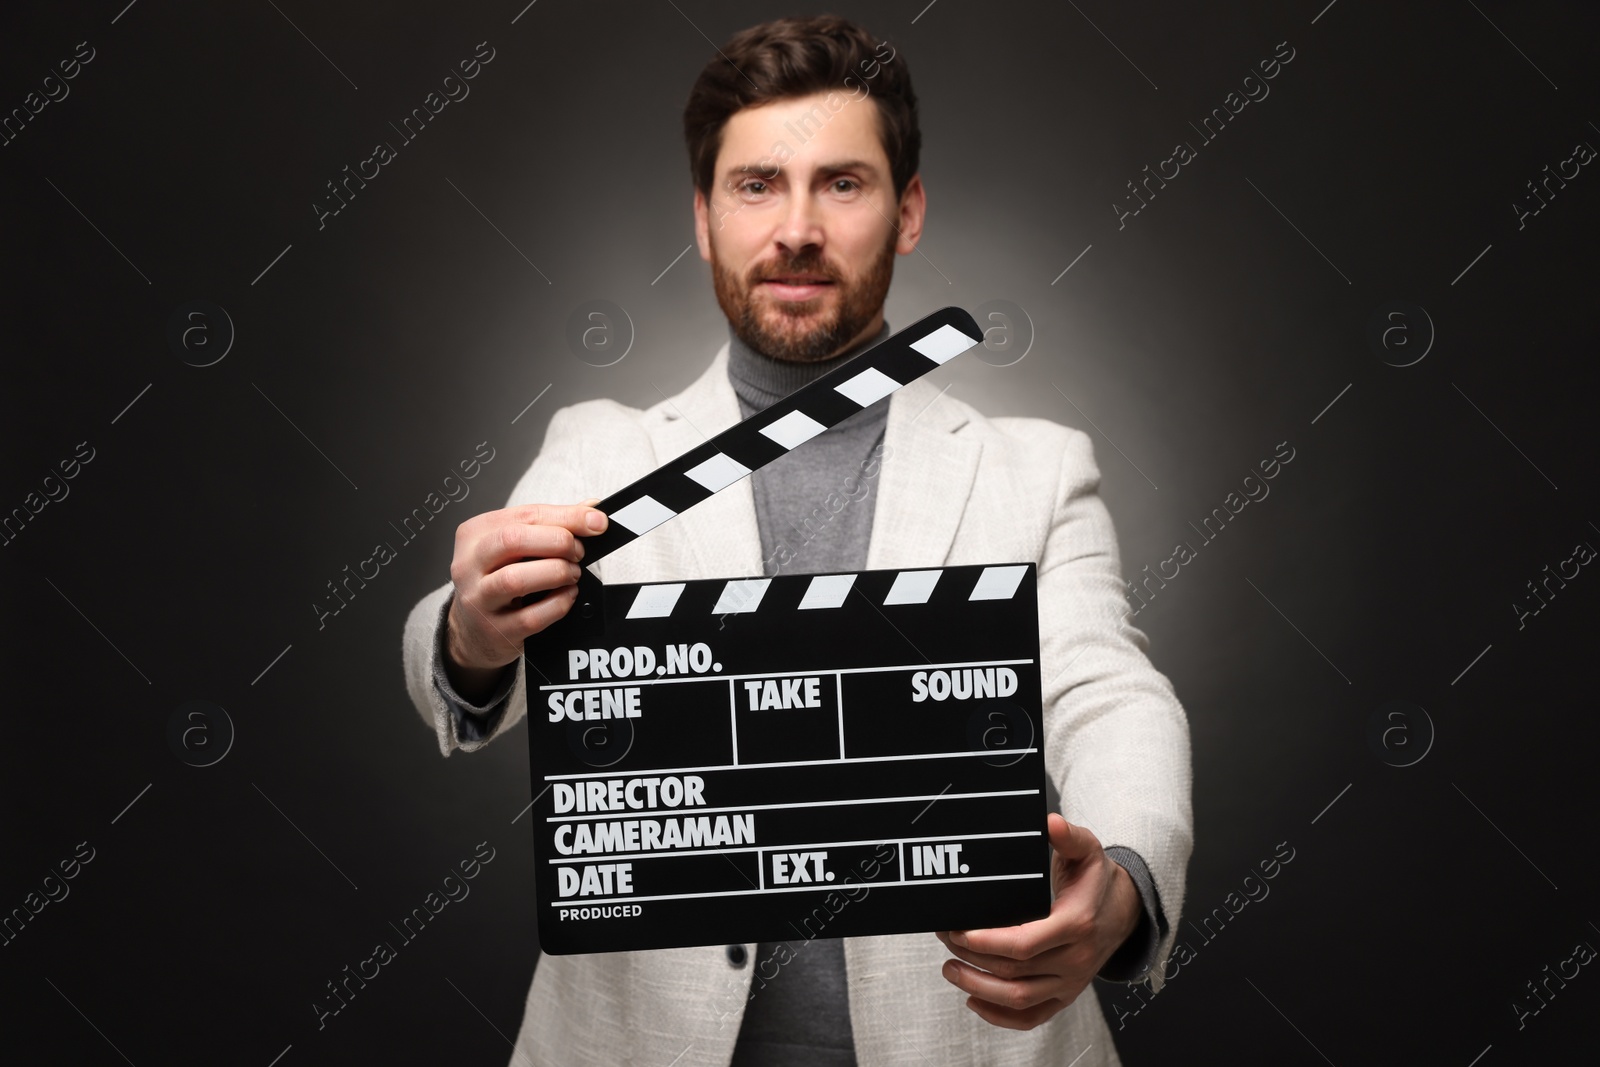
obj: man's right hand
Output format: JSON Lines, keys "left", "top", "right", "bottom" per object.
{"left": 443, "top": 501, "right": 608, "bottom": 703}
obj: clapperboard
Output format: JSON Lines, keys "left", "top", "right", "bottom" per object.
{"left": 526, "top": 306, "right": 1052, "bottom": 954}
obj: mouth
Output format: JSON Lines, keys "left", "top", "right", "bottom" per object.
{"left": 760, "top": 275, "right": 835, "bottom": 300}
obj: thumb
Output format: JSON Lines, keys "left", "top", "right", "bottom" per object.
{"left": 1047, "top": 813, "right": 1099, "bottom": 865}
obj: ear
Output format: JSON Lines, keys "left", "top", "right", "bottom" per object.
{"left": 894, "top": 173, "right": 927, "bottom": 255}
{"left": 693, "top": 187, "right": 713, "bottom": 262}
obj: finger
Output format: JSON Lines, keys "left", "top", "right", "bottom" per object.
{"left": 936, "top": 933, "right": 1058, "bottom": 980}
{"left": 506, "top": 502, "right": 608, "bottom": 535}
{"left": 962, "top": 994, "right": 1068, "bottom": 1032}
{"left": 1048, "top": 813, "right": 1100, "bottom": 864}
{"left": 942, "top": 959, "right": 1062, "bottom": 1012}
{"left": 580, "top": 498, "right": 601, "bottom": 507}
{"left": 472, "top": 522, "right": 584, "bottom": 575}
{"left": 452, "top": 590, "right": 530, "bottom": 659}
{"left": 509, "top": 583, "right": 581, "bottom": 637}
{"left": 483, "top": 558, "right": 582, "bottom": 609}
{"left": 947, "top": 910, "right": 1065, "bottom": 961}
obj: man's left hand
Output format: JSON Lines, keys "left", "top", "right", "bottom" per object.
{"left": 936, "top": 813, "right": 1143, "bottom": 1030}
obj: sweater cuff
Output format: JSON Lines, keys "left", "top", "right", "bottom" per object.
{"left": 1097, "top": 846, "right": 1166, "bottom": 984}
{"left": 430, "top": 594, "right": 516, "bottom": 744}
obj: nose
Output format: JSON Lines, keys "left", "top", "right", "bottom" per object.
{"left": 773, "top": 188, "right": 825, "bottom": 259}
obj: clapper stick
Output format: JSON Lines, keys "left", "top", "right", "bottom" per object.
{"left": 575, "top": 306, "right": 983, "bottom": 568}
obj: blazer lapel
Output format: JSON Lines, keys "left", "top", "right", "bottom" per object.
{"left": 641, "top": 342, "right": 765, "bottom": 582}
{"left": 866, "top": 377, "right": 983, "bottom": 571}
{"left": 850, "top": 380, "right": 983, "bottom": 1067}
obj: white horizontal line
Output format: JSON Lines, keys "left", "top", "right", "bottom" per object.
{"left": 551, "top": 871, "right": 1046, "bottom": 907}
{"left": 549, "top": 828, "right": 1043, "bottom": 863}
{"left": 539, "top": 657, "right": 1034, "bottom": 691}
{"left": 544, "top": 747, "right": 1040, "bottom": 781}
{"left": 547, "top": 788, "right": 1040, "bottom": 823}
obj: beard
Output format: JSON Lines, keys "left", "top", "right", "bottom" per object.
{"left": 711, "top": 226, "right": 897, "bottom": 363}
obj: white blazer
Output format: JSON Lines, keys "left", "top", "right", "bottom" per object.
{"left": 402, "top": 341, "right": 1193, "bottom": 1067}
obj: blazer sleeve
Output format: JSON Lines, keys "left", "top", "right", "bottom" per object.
{"left": 1036, "top": 427, "right": 1194, "bottom": 991}
{"left": 401, "top": 403, "right": 595, "bottom": 758}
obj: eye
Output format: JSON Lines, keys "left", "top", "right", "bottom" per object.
{"left": 832, "top": 179, "right": 859, "bottom": 193}
{"left": 740, "top": 179, "right": 769, "bottom": 195}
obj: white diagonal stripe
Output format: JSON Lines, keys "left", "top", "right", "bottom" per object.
{"left": 609, "top": 495, "right": 676, "bottom": 535}
{"left": 713, "top": 579, "right": 771, "bottom": 614}
{"left": 627, "top": 583, "right": 687, "bottom": 619}
{"left": 684, "top": 452, "right": 751, "bottom": 492}
{"left": 798, "top": 573, "right": 857, "bottom": 609}
{"left": 884, "top": 570, "right": 942, "bottom": 605}
{"left": 969, "top": 565, "right": 1029, "bottom": 601}
{"left": 759, "top": 410, "right": 827, "bottom": 449}
{"left": 909, "top": 323, "right": 979, "bottom": 365}
{"left": 835, "top": 366, "right": 900, "bottom": 407}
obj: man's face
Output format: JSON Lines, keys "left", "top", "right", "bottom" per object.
{"left": 694, "top": 91, "right": 926, "bottom": 362}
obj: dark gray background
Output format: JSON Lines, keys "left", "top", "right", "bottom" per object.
{"left": 3, "top": 1, "right": 1596, "bottom": 1063}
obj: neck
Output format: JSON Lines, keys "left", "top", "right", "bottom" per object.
{"left": 726, "top": 318, "right": 892, "bottom": 413}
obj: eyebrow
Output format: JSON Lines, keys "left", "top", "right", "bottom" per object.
{"left": 722, "top": 159, "right": 881, "bottom": 182}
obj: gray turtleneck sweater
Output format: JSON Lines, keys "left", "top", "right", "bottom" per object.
{"left": 723, "top": 322, "right": 893, "bottom": 1067}
{"left": 431, "top": 321, "right": 1165, "bottom": 1065}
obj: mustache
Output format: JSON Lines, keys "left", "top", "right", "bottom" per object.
{"left": 749, "top": 259, "right": 841, "bottom": 284}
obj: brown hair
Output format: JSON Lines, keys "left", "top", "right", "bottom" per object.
{"left": 682, "top": 15, "right": 920, "bottom": 204}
